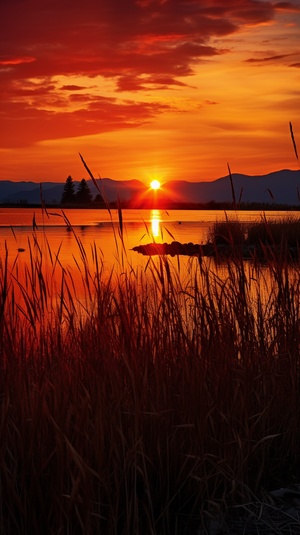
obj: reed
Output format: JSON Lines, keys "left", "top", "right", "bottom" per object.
{"left": 207, "top": 216, "right": 246, "bottom": 246}
{"left": 1, "top": 215, "right": 300, "bottom": 534}
{"left": 246, "top": 215, "right": 300, "bottom": 247}
{"left": 207, "top": 215, "right": 300, "bottom": 265}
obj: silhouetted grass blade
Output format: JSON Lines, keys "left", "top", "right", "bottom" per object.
{"left": 289, "top": 121, "right": 299, "bottom": 163}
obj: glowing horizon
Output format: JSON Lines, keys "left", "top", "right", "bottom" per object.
{"left": 0, "top": 0, "right": 299, "bottom": 186}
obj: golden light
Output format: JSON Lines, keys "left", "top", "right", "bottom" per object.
{"left": 150, "top": 209, "right": 161, "bottom": 237}
{"left": 150, "top": 179, "right": 161, "bottom": 190}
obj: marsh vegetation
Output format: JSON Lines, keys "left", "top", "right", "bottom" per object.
{"left": 1, "top": 211, "right": 300, "bottom": 534}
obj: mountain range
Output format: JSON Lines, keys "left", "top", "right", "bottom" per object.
{"left": 0, "top": 169, "right": 300, "bottom": 206}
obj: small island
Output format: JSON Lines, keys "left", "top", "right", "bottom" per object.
{"left": 132, "top": 217, "right": 300, "bottom": 261}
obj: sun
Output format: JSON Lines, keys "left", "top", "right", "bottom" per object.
{"left": 150, "top": 179, "right": 161, "bottom": 190}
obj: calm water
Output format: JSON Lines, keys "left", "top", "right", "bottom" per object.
{"left": 0, "top": 207, "right": 298, "bottom": 270}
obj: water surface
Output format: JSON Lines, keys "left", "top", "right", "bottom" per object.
{"left": 0, "top": 207, "right": 297, "bottom": 270}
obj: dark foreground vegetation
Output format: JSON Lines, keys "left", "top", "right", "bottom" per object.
{"left": 1, "top": 213, "right": 300, "bottom": 534}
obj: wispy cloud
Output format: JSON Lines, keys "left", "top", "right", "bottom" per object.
{"left": 274, "top": 2, "right": 300, "bottom": 12}
{"left": 60, "top": 85, "right": 88, "bottom": 91}
{"left": 0, "top": 56, "right": 36, "bottom": 66}
{"left": 245, "top": 53, "right": 296, "bottom": 63}
{"left": 0, "top": 93, "right": 173, "bottom": 148}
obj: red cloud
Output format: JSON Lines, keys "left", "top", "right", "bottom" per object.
{"left": 0, "top": 0, "right": 295, "bottom": 147}
{"left": 0, "top": 95, "right": 173, "bottom": 148}
{"left": 0, "top": 56, "right": 36, "bottom": 65}
{"left": 274, "top": 2, "right": 300, "bottom": 11}
{"left": 0, "top": 0, "right": 278, "bottom": 85}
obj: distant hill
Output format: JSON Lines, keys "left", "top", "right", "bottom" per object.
{"left": 0, "top": 178, "right": 146, "bottom": 205}
{"left": 0, "top": 170, "right": 299, "bottom": 206}
{"left": 164, "top": 169, "right": 300, "bottom": 205}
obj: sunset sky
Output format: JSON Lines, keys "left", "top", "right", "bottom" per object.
{"left": 1, "top": 0, "right": 300, "bottom": 185}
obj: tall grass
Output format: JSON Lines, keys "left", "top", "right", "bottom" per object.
{"left": 1, "top": 218, "right": 300, "bottom": 534}
{"left": 207, "top": 215, "right": 300, "bottom": 265}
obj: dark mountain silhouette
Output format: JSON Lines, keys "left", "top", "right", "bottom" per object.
{"left": 0, "top": 169, "right": 299, "bottom": 206}
{"left": 0, "top": 178, "right": 146, "bottom": 205}
{"left": 165, "top": 169, "right": 300, "bottom": 205}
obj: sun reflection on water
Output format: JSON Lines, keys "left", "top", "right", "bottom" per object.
{"left": 150, "top": 209, "right": 161, "bottom": 238}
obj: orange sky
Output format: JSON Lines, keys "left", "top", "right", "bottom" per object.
{"left": 0, "top": 0, "right": 299, "bottom": 185}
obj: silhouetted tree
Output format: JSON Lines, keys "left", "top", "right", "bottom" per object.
{"left": 93, "top": 193, "right": 105, "bottom": 206}
{"left": 61, "top": 175, "right": 76, "bottom": 205}
{"left": 76, "top": 178, "right": 93, "bottom": 205}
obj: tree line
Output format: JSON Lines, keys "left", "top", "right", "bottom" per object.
{"left": 60, "top": 175, "right": 104, "bottom": 206}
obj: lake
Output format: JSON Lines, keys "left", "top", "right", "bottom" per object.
{"left": 0, "top": 207, "right": 297, "bottom": 272}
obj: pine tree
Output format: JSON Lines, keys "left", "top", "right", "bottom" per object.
{"left": 76, "top": 178, "right": 93, "bottom": 205}
{"left": 61, "top": 175, "right": 76, "bottom": 205}
{"left": 93, "top": 193, "right": 105, "bottom": 206}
